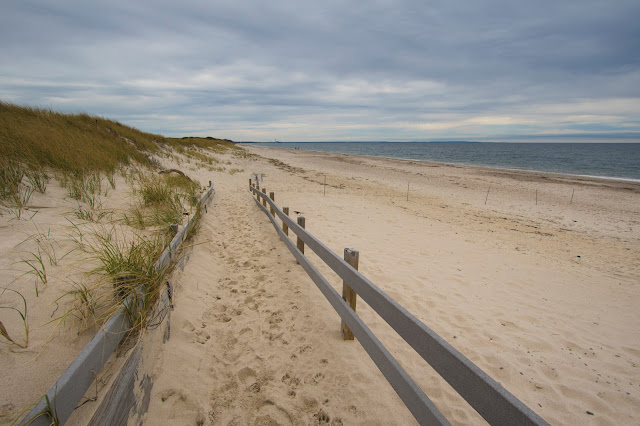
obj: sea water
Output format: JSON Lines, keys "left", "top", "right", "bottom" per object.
{"left": 252, "top": 142, "right": 640, "bottom": 181}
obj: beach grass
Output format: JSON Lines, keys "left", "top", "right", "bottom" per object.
{"left": 0, "top": 102, "right": 238, "bottom": 176}
{"left": 1, "top": 102, "right": 238, "bottom": 343}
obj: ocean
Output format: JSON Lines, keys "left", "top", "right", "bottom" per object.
{"left": 251, "top": 142, "right": 640, "bottom": 181}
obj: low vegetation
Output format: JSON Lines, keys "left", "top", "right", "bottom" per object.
{"left": 0, "top": 102, "right": 241, "bottom": 349}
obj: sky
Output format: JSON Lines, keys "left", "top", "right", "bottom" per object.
{"left": 1, "top": 1, "right": 639, "bottom": 142}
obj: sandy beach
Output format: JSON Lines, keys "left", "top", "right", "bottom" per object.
{"left": 138, "top": 145, "right": 639, "bottom": 425}
{"left": 3, "top": 144, "right": 639, "bottom": 425}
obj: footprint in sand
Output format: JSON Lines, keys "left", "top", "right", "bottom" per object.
{"left": 254, "top": 401, "right": 292, "bottom": 426}
{"left": 160, "top": 389, "right": 190, "bottom": 407}
{"left": 182, "top": 320, "right": 196, "bottom": 332}
{"left": 297, "top": 345, "right": 313, "bottom": 355}
{"left": 304, "top": 372, "right": 325, "bottom": 385}
{"left": 194, "top": 330, "right": 210, "bottom": 344}
{"left": 238, "top": 366, "right": 261, "bottom": 393}
{"left": 216, "top": 313, "right": 232, "bottom": 323}
{"left": 262, "top": 330, "right": 285, "bottom": 343}
{"left": 281, "top": 373, "right": 301, "bottom": 388}
{"left": 268, "top": 310, "right": 283, "bottom": 326}
{"left": 238, "top": 327, "right": 253, "bottom": 342}
{"left": 244, "top": 296, "right": 259, "bottom": 310}
{"left": 313, "top": 409, "right": 331, "bottom": 424}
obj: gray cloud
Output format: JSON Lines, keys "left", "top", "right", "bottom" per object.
{"left": 1, "top": 0, "right": 639, "bottom": 141}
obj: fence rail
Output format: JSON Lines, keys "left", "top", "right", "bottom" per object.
{"left": 249, "top": 184, "right": 548, "bottom": 426}
{"left": 21, "top": 181, "right": 215, "bottom": 425}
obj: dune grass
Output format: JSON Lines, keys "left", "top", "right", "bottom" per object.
{"left": 0, "top": 102, "right": 239, "bottom": 177}
{"left": 0, "top": 102, "right": 159, "bottom": 174}
{"left": 0, "top": 287, "right": 29, "bottom": 348}
{"left": 58, "top": 169, "right": 200, "bottom": 332}
{"left": 1, "top": 102, "right": 236, "bottom": 347}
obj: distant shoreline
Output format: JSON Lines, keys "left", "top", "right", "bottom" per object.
{"left": 241, "top": 142, "right": 640, "bottom": 183}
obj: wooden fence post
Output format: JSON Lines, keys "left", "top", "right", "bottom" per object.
{"left": 249, "top": 178, "right": 252, "bottom": 188}
{"left": 296, "top": 217, "right": 305, "bottom": 257}
{"left": 262, "top": 188, "right": 267, "bottom": 207}
{"left": 341, "top": 248, "right": 359, "bottom": 340}
{"left": 283, "top": 207, "right": 289, "bottom": 235}
{"left": 269, "top": 192, "right": 275, "bottom": 215}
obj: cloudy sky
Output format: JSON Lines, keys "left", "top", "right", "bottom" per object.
{"left": 1, "top": 1, "right": 639, "bottom": 142}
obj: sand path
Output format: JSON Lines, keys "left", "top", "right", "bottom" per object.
{"left": 141, "top": 171, "right": 416, "bottom": 425}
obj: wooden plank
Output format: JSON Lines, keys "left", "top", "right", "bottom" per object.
{"left": 87, "top": 345, "right": 142, "bottom": 426}
{"left": 21, "top": 312, "right": 131, "bottom": 425}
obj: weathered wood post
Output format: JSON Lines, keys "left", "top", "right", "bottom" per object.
{"left": 283, "top": 207, "right": 289, "bottom": 236}
{"left": 209, "top": 180, "right": 212, "bottom": 188}
{"left": 249, "top": 178, "right": 252, "bottom": 188}
{"left": 341, "top": 248, "right": 359, "bottom": 340}
{"left": 262, "top": 188, "right": 267, "bottom": 207}
{"left": 256, "top": 180, "right": 260, "bottom": 190}
{"left": 296, "top": 217, "right": 305, "bottom": 257}
{"left": 269, "top": 192, "right": 275, "bottom": 216}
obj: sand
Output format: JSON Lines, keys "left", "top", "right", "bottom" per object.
{"left": 138, "top": 146, "right": 640, "bottom": 425}
{"left": 3, "top": 145, "right": 639, "bottom": 425}
{"left": 0, "top": 151, "right": 216, "bottom": 423}
{"left": 0, "top": 174, "right": 136, "bottom": 422}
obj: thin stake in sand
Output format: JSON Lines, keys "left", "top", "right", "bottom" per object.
{"left": 571, "top": 188, "right": 575, "bottom": 204}
{"left": 324, "top": 175, "right": 327, "bottom": 195}
{"left": 407, "top": 182, "right": 410, "bottom": 201}
{"left": 485, "top": 186, "right": 491, "bottom": 205}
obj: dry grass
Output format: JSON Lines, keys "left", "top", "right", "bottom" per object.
{"left": 0, "top": 102, "right": 162, "bottom": 174}
{"left": 1, "top": 103, "right": 236, "bottom": 344}
{"left": 166, "top": 136, "right": 237, "bottom": 154}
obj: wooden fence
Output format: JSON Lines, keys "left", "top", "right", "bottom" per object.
{"left": 249, "top": 184, "right": 548, "bottom": 426}
{"left": 21, "top": 181, "right": 215, "bottom": 425}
